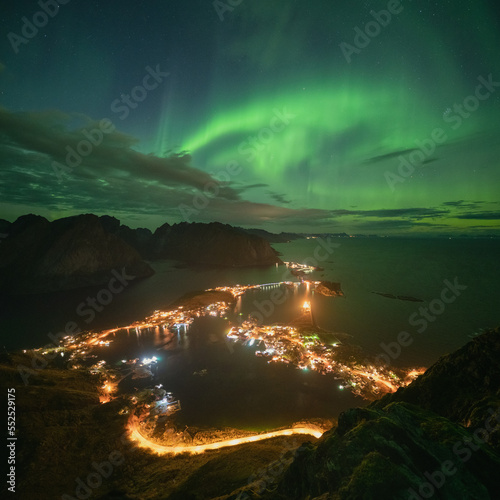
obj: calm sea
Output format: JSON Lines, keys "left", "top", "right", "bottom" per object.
{"left": 1, "top": 238, "right": 499, "bottom": 429}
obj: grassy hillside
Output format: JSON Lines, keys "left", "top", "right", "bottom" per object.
{"left": 1, "top": 353, "right": 316, "bottom": 499}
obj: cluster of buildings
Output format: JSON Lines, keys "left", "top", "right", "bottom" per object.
{"left": 283, "top": 261, "right": 318, "bottom": 274}
{"left": 226, "top": 317, "right": 422, "bottom": 399}
{"left": 27, "top": 277, "right": 423, "bottom": 407}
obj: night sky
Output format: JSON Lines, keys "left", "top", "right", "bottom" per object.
{"left": 1, "top": 0, "right": 499, "bottom": 235}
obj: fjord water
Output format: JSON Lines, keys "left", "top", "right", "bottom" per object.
{"left": 3, "top": 237, "right": 498, "bottom": 359}
{"left": 279, "top": 237, "right": 500, "bottom": 366}
{"left": 2, "top": 238, "right": 499, "bottom": 428}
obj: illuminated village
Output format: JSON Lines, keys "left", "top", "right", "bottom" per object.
{"left": 25, "top": 267, "right": 425, "bottom": 453}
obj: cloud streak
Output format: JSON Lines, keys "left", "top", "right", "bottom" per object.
{"left": 0, "top": 107, "right": 239, "bottom": 196}
{"left": 0, "top": 108, "right": 498, "bottom": 235}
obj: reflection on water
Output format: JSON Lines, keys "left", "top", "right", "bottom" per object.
{"left": 89, "top": 281, "right": 410, "bottom": 429}
{"left": 97, "top": 314, "right": 362, "bottom": 430}
{"left": 2, "top": 238, "right": 499, "bottom": 428}
{"left": 232, "top": 281, "right": 314, "bottom": 326}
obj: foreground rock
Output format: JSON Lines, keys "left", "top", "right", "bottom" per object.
{"left": 229, "top": 329, "right": 500, "bottom": 499}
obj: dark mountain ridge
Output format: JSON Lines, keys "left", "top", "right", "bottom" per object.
{"left": 0, "top": 214, "right": 154, "bottom": 294}
{"left": 149, "top": 221, "right": 282, "bottom": 267}
{"left": 0, "top": 214, "right": 282, "bottom": 294}
{"left": 236, "top": 227, "right": 302, "bottom": 243}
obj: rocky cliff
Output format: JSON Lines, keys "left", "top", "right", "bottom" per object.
{"left": 230, "top": 329, "right": 500, "bottom": 499}
{"left": 150, "top": 221, "right": 282, "bottom": 267}
{"left": 0, "top": 214, "right": 154, "bottom": 294}
{"left": 0, "top": 215, "right": 283, "bottom": 294}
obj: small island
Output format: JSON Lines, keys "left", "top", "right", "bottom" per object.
{"left": 372, "top": 291, "right": 423, "bottom": 302}
{"left": 315, "top": 280, "right": 344, "bottom": 297}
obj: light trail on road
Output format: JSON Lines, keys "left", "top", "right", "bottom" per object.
{"left": 128, "top": 423, "right": 323, "bottom": 455}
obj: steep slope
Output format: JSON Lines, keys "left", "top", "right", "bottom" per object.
{"left": 373, "top": 329, "right": 500, "bottom": 430}
{"left": 228, "top": 330, "right": 500, "bottom": 500}
{"left": 275, "top": 403, "right": 500, "bottom": 499}
{"left": 151, "top": 222, "right": 283, "bottom": 267}
{"left": 0, "top": 218, "right": 11, "bottom": 235}
{"left": 0, "top": 214, "right": 154, "bottom": 294}
{"left": 0, "top": 215, "right": 284, "bottom": 293}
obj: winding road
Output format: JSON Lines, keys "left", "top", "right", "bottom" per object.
{"left": 128, "top": 422, "right": 323, "bottom": 455}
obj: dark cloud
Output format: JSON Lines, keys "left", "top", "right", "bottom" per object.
{"left": 455, "top": 212, "right": 500, "bottom": 220}
{"left": 421, "top": 158, "right": 439, "bottom": 165}
{"left": 442, "top": 200, "right": 487, "bottom": 209}
{"left": 346, "top": 219, "right": 449, "bottom": 231}
{"left": 442, "top": 200, "right": 466, "bottom": 207}
{"left": 363, "top": 151, "right": 440, "bottom": 167}
{"left": 1, "top": 107, "right": 496, "bottom": 235}
{"left": 362, "top": 148, "right": 418, "bottom": 164}
{"left": 329, "top": 208, "right": 449, "bottom": 219}
{"left": 267, "top": 191, "right": 291, "bottom": 205}
{"left": 183, "top": 204, "right": 454, "bottom": 232}
{"left": 0, "top": 108, "right": 241, "bottom": 197}
{"left": 244, "top": 183, "right": 268, "bottom": 189}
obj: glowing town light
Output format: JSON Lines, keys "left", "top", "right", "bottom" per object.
{"left": 303, "top": 301, "right": 311, "bottom": 311}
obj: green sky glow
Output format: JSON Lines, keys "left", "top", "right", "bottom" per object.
{"left": 1, "top": 0, "right": 499, "bottom": 235}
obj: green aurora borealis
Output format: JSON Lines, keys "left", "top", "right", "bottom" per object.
{"left": 0, "top": 0, "right": 499, "bottom": 235}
